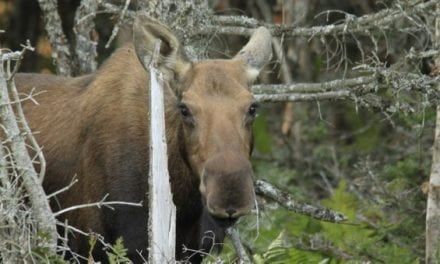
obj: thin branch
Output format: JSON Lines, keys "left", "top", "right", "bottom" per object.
{"left": 104, "top": 0, "right": 131, "bottom": 49}
{"left": 46, "top": 177, "right": 78, "bottom": 199}
{"left": 255, "top": 180, "right": 346, "bottom": 223}
{"left": 226, "top": 228, "right": 251, "bottom": 263}
{"left": 53, "top": 194, "right": 143, "bottom": 217}
{"left": 99, "top": 2, "right": 135, "bottom": 22}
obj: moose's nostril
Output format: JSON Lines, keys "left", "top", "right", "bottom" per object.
{"left": 226, "top": 208, "right": 236, "bottom": 217}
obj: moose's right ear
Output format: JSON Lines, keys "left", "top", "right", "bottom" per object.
{"left": 133, "top": 14, "right": 190, "bottom": 80}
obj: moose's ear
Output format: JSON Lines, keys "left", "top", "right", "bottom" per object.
{"left": 234, "top": 27, "right": 272, "bottom": 82}
{"left": 133, "top": 14, "right": 190, "bottom": 80}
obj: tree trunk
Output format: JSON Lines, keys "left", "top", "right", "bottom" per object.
{"left": 426, "top": 4, "right": 440, "bottom": 263}
{"left": 147, "top": 42, "right": 176, "bottom": 263}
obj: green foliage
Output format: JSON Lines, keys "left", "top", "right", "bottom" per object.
{"left": 252, "top": 231, "right": 289, "bottom": 264}
{"left": 106, "top": 238, "right": 131, "bottom": 264}
{"left": 226, "top": 158, "right": 423, "bottom": 263}
{"left": 253, "top": 111, "right": 273, "bottom": 154}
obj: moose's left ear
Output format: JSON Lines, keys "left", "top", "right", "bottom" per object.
{"left": 234, "top": 27, "right": 272, "bottom": 82}
{"left": 133, "top": 13, "right": 190, "bottom": 80}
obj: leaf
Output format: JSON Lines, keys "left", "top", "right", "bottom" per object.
{"left": 106, "top": 237, "right": 131, "bottom": 264}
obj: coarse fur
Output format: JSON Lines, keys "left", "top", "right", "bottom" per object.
{"left": 14, "top": 17, "right": 272, "bottom": 263}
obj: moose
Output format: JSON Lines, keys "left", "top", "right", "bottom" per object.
{"left": 15, "top": 15, "right": 272, "bottom": 263}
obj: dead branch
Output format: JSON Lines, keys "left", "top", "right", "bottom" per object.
{"left": 105, "top": 0, "right": 131, "bottom": 49}
{"left": 37, "top": 0, "right": 72, "bottom": 76}
{"left": 252, "top": 76, "right": 375, "bottom": 94}
{"left": 0, "top": 48, "right": 57, "bottom": 253}
{"left": 53, "top": 194, "right": 142, "bottom": 217}
{"left": 199, "top": 0, "right": 437, "bottom": 38}
{"left": 255, "top": 180, "right": 346, "bottom": 223}
{"left": 226, "top": 227, "right": 251, "bottom": 263}
{"left": 254, "top": 90, "right": 351, "bottom": 102}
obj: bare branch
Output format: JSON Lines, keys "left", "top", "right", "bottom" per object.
{"left": 0, "top": 49, "right": 57, "bottom": 252}
{"left": 255, "top": 180, "right": 346, "bottom": 223}
{"left": 46, "top": 177, "right": 78, "bottom": 199}
{"left": 105, "top": 0, "right": 131, "bottom": 49}
{"left": 99, "top": 2, "right": 135, "bottom": 23}
{"left": 226, "top": 228, "right": 251, "bottom": 263}
{"left": 254, "top": 90, "right": 351, "bottom": 102}
{"left": 53, "top": 194, "right": 142, "bottom": 217}
{"left": 252, "top": 76, "right": 375, "bottom": 94}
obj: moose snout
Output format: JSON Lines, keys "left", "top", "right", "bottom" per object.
{"left": 200, "top": 154, "right": 256, "bottom": 222}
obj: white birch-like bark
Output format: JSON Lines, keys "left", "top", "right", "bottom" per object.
{"left": 147, "top": 42, "right": 176, "bottom": 263}
{"left": 426, "top": 4, "right": 440, "bottom": 263}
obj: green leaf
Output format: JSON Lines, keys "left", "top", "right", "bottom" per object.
{"left": 106, "top": 237, "right": 131, "bottom": 264}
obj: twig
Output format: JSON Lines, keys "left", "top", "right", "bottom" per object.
{"left": 99, "top": 2, "right": 135, "bottom": 22}
{"left": 105, "top": 0, "right": 131, "bottom": 49}
{"left": 0, "top": 88, "right": 46, "bottom": 107}
{"left": 46, "top": 177, "right": 78, "bottom": 199}
{"left": 37, "top": 0, "right": 72, "bottom": 76}
{"left": 255, "top": 180, "right": 346, "bottom": 222}
{"left": 53, "top": 194, "right": 142, "bottom": 217}
{"left": 8, "top": 41, "right": 35, "bottom": 80}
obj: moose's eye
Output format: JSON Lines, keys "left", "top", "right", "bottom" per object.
{"left": 247, "top": 102, "right": 259, "bottom": 117}
{"left": 178, "top": 102, "right": 195, "bottom": 126}
{"left": 178, "top": 103, "right": 191, "bottom": 117}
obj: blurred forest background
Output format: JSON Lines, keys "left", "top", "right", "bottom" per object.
{"left": 1, "top": 0, "right": 439, "bottom": 263}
